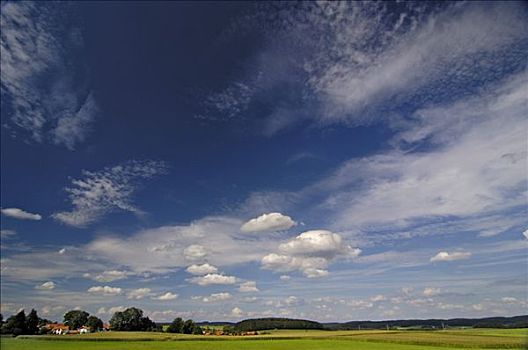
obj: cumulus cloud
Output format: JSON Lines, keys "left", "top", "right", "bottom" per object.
{"left": 423, "top": 288, "right": 440, "bottom": 297}
{"left": 370, "top": 295, "right": 386, "bottom": 302}
{"left": 261, "top": 230, "right": 360, "bottom": 278}
{"left": 238, "top": 281, "right": 259, "bottom": 293}
{"left": 279, "top": 230, "right": 358, "bottom": 258}
{"left": 188, "top": 273, "right": 237, "bottom": 286}
{"left": 185, "top": 263, "right": 218, "bottom": 275}
{"left": 279, "top": 275, "right": 291, "bottom": 281}
{"left": 183, "top": 245, "right": 207, "bottom": 261}
{"left": 193, "top": 292, "right": 232, "bottom": 303}
{"left": 84, "top": 270, "right": 129, "bottom": 283}
{"left": 52, "top": 160, "right": 167, "bottom": 227}
{"left": 430, "top": 251, "right": 471, "bottom": 262}
{"left": 127, "top": 288, "right": 152, "bottom": 300}
{"left": 35, "top": 281, "right": 55, "bottom": 290}
{"left": 0, "top": 1, "right": 98, "bottom": 149}
{"left": 1, "top": 208, "right": 41, "bottom": 221}
{"left": 152, "top": 292, "right": 178, "bottom": 301}
{"left": 240, "top": 212, "right": 296, "bottom": 233}
{"left": 231, "top": 307, "right": 244, "bottom": 318}
{"left": 87, "top": 286, "right": 123, "bottom": 296}
{"left": 523, "top": 230, "right": 528, "bottom": 240}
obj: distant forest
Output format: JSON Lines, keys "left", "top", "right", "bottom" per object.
{"left": 324, "top": 315, "right": 528, "bottom": 330}
{"left": 201, "top": 315, "right": 528, "bottom": 332}
{"left": 234, "top": 318, "right": 324, "bottom": 331}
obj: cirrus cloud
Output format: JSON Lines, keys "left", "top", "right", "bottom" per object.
{"left": 430, "top": 251, "right": 471, "bottom": 262}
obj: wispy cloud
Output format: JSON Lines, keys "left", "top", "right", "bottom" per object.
{"left": 152, "top": 292, "right": 178, "bottom": 301}
{"left": 35, "top": 281, "right": 55, "bottom": 290}
{"left": 430, "top": 251, "right": 471, "bottom": 262}
{"left": 199, "top": 2, "right": 527, "bottom": 135}
{"left": 1, "top": 208, "right": 41, "bottom": 221}
{"left": 52, "top": 160, "right": 168, "bottom": 227}
{"left": 192, "top": 292, "right": 231, "bottom": 303}
{"left": 0, "top": 1, "right": 98, "bottom": 149}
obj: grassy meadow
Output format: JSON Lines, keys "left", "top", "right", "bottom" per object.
{"left": 2, "top": 328, "right": 527, "bottom": 350}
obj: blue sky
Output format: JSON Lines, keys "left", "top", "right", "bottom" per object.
{"left": 1, "top": 1, "right": 527, "bottom": 322}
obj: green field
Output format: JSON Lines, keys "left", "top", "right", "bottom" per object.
{"left": 1, "top": 328, "right": 526, "bottom": 350}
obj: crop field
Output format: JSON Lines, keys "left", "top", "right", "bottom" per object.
{"left": 1, "top": 328, "right": 526, "bottom": 350}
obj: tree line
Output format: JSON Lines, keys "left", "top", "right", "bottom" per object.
{"left": 234, "top": 318, "right": 324, "bottom": 332}
{"left": 0, "top": 308, "right": 204, "bottom": 335}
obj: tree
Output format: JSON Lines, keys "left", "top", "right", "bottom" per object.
{"left": 192, "top": 324, "right": 203, "bottom": 335}
{"left": 109, "top": 307, "right": 156, "bottom": 331}
{"left": 2, "top": 310, "right": 28, "bottom": 335}
{"left": 14, "top": 310, "right": 27, "bottom": 335}
{"left": 86, "top": 316, "right": 103, "bottom": 332}
{"left": 182, "top": 319, "right": 195, "bottom": 334}
{"left": 63, "top": 310, "right": 89, "bottom": 330}
{"left": 166, "top": 317, "right": 183, "bottom": 333}
{"left": 26, "top": 309, "right": 39, "bottom": 335}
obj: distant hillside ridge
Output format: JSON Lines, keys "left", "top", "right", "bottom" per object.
{"left": 324, "top": 315, "right": 528, "bottom": 330}
{"left": 234, "top": 318, "right": 323, "bottom": 331}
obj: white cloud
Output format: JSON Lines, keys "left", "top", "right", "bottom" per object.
{"left": 261, "top": 230, "right": 360, "bottom": 278}
{"left": 279, "top": 230, "right": 358, "bottom": 258}
{"left": 240, "top": 212, "right": 296, "bottom": 232}
{"left": 194, "top": 292, "right": 232, "bottom": 303}
{"left": 231, "top": 307, "right": 244, "bottom": 318}
{"left": 501, "top": 297, "right": 518, "bottom": 304}
{"left": 87, "top": 286, "right": 123, "bottom": 296}
{"left": 279, "top": 275, "right": 291, "bottom": 281}
{"left": 97, "top": 306, "right": 126, "bottom": 316}
{"left": 472, "top": 304, "right": 484, "bottom": 311}
{"left": 188, "top": 273, "right": 237, "bottom": 286}
{"left": 0, "top": 1, "right": 97, "bottom": 149}
{"left": 370, "top": 295, "right": 386, "bottom": 302}
{"left": 316, "top": 72, "right": 527, "bottom": 236}
{"left": 430, "top": 251, "right": 471, "bottom": 262}
{"left": 35, "top": 281, "right": 55, "bottom": 290}
{"left": 238, "top": 281, "right": 259, "bottom": 293}
{"left": 127, "top": 288, "right": 152, "bottom": 300}
{"left": 152, "top": 292, "right": 178, "bottom": 301}
{"left": 84, "top": 270, "right": 129, "bottom": 283}
{"left": 423, "top": 288, "right": 440, "bottom": 297}
{"left": 52, "top": 160, "right": 167, "bottom": 227}
{"left": 0, "top": 230, "right": 16, "bottom": 239}
{"left": 185, "top": 263, "right": 218, "bottom": 275}
{"left": 183, "top": 245, "right": 207, "bottom": 261}
{"left": 523, "top": 230, "right": 528, "bottom": 240}
{"left": 1, "top": 208, "right": 41, "bottom": 221}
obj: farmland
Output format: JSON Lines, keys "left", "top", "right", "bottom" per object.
{"left": 2, "top": 328, "right": 526, "bottom": 350}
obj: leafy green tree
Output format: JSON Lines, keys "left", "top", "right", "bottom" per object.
{"left": 182, "top": 319, "right": 195, "bottom": 334}
{"left": 109, "top": 307, "right": 156, "bottom": 331}
{"left": 192, "top": 324, "right": 203, "bottom": 335}
{"left": 63, "top": 310, "right": 89, "bottom": 330}
{"left": 86, "top": 316, "right": 103, "bottom": 332}
{"left": 3, "top": 310, "right": 28, "bottom": 335}
{"left": 166, "top": 317, "right": 184, "bottom": 333}
{"left": 26, "top": 309, "right": 39, "bottom": 335}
